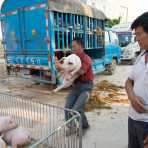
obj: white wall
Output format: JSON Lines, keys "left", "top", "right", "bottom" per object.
{"left": 86, "top": 0, "right": 136, "bottom": 22}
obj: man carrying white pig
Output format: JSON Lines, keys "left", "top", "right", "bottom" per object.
{"left": 55, "top": 37, "right": 94, "bottom": 135}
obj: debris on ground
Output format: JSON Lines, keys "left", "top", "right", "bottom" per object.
{"left": 85, "top": 80, "right": 129, "bottom": 111}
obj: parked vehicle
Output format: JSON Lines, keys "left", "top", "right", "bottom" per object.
{"left": 112, "top": 23, "right": 140, "bottom": 64}
{"left": 0, "top": 0, "right": 121, "bottom": 84}
{"left": 104, "top": 28, "right": 121, "bottom": 74}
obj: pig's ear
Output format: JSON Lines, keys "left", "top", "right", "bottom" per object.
{"left": 9, "top": 117, "right": 14, "bottom": 123}
{"left": 60, "top": 57, "right": 66, "bottom": 61}
{"left": 59, "top": 57, "right": 66, "bottom": 64}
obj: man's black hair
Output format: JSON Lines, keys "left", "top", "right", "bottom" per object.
{"left": 131, "top": 12, "right": 148, "bottom": 33}
{"left": 73, "top": 37, "right": 84, "bottom": 47}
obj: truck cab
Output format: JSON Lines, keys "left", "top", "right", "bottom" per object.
{"left": 121, "top": 35, "right": 140, "bottom": 63}
{"left": 112, "top": 23, "right": 140, "bottom": 64}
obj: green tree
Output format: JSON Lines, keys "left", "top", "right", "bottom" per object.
{"left": 106, "top": 17, "right": 121, "bottom": 28}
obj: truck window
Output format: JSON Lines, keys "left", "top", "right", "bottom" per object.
{"left": 118, "top": 33, "right": 132, "bottom": 47}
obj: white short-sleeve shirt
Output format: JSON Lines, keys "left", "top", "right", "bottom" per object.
{"left": 128, "top": 51, "right": 148, "bottom": 122}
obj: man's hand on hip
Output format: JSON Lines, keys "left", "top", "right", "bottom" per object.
{"left": 130, "top": 95, "right": 147, "bottom": 113}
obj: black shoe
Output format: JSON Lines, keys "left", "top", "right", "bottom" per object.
{"left": 82, "top": 124, "right": 90, "bottom": 130}
{"left": 82, "top": 125, "right": 90, "bottom": 136}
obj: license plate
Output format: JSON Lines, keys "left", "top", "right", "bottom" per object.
{"left": 21, "top": 69, "right": 30, "bottom": 75}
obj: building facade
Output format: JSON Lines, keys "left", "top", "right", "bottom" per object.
{"left": 80, "top": 0, "right": 136, "bottom": 23}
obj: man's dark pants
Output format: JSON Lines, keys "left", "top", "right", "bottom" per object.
{"left": 128, "top": 117, "right": 148, "bottom": 148}
{"left": 65, "top": 81, "right": 93, "bottom": 129}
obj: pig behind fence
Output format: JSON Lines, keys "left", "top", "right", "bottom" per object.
{"left": 0, "top": 116, "right": 17, "bottom": 134}
{"left": 3, "top": 127, "right": 32, "bottom": 148}
{"left": 53, "top": 54, "right": 81, "bottom": 92}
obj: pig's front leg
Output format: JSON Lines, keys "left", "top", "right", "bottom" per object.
{"left": 53, "top": 84, "right": 65, "bottom": 93}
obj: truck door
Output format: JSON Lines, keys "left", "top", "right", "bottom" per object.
{"left": 1, "top": 11, "right": 23, "bottom": 65}
{"left": 22, "top": 4, "right": 48, "bottom": 66}
{"left": 1, "top": 4, "right": 48, "bottom": 67}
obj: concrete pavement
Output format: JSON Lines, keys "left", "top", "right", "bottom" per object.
{"left": 83, "top": 104, "right": 128, "bottom": 148}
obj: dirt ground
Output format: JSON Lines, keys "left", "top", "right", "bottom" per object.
{"left": 0, "top": 59, "right": 132, "bottom": 148}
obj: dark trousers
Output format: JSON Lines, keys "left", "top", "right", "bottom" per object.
{"left": 65, "top": 81, "right": 93, "bottom": 129}
{"left": 128, "top": 117, "right": 148, "bottom": 148}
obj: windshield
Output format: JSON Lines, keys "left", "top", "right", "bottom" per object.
{"left": 117, "top": 32, "right": 132, "bottom": 47}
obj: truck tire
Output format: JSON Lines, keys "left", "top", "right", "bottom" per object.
{"left": 6, "top": 66, "right": 10, "bottom": 75}
{"left": 106, "top": 59, "right": 117, "bottom": 75}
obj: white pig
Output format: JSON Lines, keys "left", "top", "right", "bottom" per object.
{"left": 0, "top": 116, "right": 17, "bottom": 133}
{"left": 3, "top": 127, "right": 32, "bottom": 148}
{"left": 53, "top": 54, "right": 81, "bottom": 92}
{"left": 0, "top": 136, "right": 7, "bottom": 148}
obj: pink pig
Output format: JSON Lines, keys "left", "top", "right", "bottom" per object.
{"left": 0, "top": 116, "right": 17, "bottom": 133}
{"left": 3, "top": 128, "right": 32, "bottom": 148}
{"left": 53, "top": 54, "right": 81, "bottom": 92}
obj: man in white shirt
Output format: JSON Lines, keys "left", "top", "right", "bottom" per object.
{"left": 125, "top": 12, "right": 148, "bottom": 148}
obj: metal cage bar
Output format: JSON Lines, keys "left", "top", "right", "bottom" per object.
{"left": 0, "top": 93, "right": 82, "bottom": 148}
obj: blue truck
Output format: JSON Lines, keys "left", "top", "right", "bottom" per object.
{"left": 0, "top": 0, "right": 121, "bottom": 84}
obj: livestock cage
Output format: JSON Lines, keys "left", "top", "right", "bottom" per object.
{"left": 0, "top": 92, "right": 82, "bottom": 148}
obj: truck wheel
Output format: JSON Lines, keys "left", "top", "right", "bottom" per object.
{"left": 106, "top": 59, "right": 117, "bottom": 75}
{"left": 6, "top": 66, "right": 10, "bottom": 75}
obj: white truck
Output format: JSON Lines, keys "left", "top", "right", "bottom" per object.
{"left": 112, "top": 23, "right": 140, "bottom": 64}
